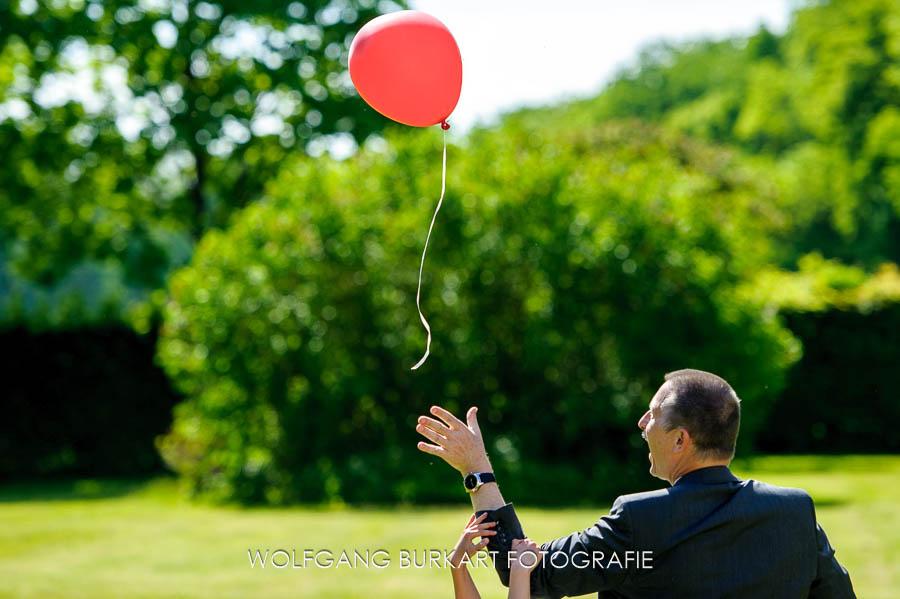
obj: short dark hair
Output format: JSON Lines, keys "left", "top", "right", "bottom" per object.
{"left": 660, "top": 369, "right": 741, "bottom": 460}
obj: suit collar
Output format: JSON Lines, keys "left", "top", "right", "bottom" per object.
{"left": 673, "top": 465, "right": 740, "bottom": 487}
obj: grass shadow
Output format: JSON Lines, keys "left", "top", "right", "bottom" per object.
{"left": 809, "top": 497, "right": 849, "bottom": 508}
{"left": 0, "top": 476, "right": 173, "bottom": 503}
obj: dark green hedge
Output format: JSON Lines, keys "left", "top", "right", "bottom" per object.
{"left": 758, "top": 304, "right": 900, "bottom": 453}
{"left": 0, "top": 325, "right": 181, "bottom": 478}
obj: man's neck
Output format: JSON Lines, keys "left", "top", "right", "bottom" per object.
{"left": 667, "top": 459, "right": 731, "bottom": 486}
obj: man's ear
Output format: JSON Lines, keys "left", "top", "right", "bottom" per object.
{"left": 673, "top": 428, "right": 690, "bottom": 452}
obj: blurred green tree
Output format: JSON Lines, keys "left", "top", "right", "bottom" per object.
{"left": 516, "top": 0, "right": 900, "bottom": 269}
{"left": 156, "top": 120, "right": 800, "bottom": 505}
{"left": 0, "top": 0, "right": 404, "bottom": 304}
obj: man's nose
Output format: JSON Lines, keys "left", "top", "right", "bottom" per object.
{"left": 638, "top": 411, "right": 649, "bottom": 429}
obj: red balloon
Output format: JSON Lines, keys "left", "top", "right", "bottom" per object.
{"left": 349, "top": 10, "right": 462, "bottom": 128}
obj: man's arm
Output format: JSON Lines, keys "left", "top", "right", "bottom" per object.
{"left": 415, "top": 405, "right": 518, "bottom": 583}
{"left": 809, "top": 522, "right": 856, "bottom": 599}
{"left": 468, "top": 477, "right": 505, "bottom": 513}
{"left": 478, "top": 497, "right": 633, "bottom": 598}
{"left": 415, "top": 406, "right": 632, "bottom": 597}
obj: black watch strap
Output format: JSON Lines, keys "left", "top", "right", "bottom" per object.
{"left": 478, "top": 472, "right": 495, "bottom": 485}
{"left": 464, "top": 472, "right": 496, "bottom": 491}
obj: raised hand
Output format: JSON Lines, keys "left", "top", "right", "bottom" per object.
{"left": 415, "top": 405, "right": 492, "bottom": 474}
{"left": 450, "top": 512, "right": 498, "bottom": 568}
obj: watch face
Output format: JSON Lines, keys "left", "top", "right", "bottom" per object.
{"left": 464, "top": 473, "right": 477, "bottom": 490}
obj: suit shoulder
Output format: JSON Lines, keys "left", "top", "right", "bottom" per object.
{"left": 612, "top": 487, "right": 672, "bottom": 511}
{"left": 744, "top": 479, "right": 814, "bottom": 503}
{"left": 740, "top": 480, "right": 818, "bottom": 519}
{"left": 611, "top": 481, "right": 814, "bottom": 510}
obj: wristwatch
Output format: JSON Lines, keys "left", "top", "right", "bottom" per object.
{"left": 463, "top": 472, "right": 496, "bottom": 493}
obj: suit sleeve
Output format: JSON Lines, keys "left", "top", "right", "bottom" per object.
{"left": 477, "top": 498, "right": 632, "bottom": 599}
{"left": 809, "top": 521, "right": 856, "bottom": 599}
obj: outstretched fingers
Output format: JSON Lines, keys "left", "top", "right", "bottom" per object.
{"left": 430, "top": 405, "right": 465, "bottom": 430}
{"left": 416, "top": 441, "right": 446, "bottom": 457}
{"left": 416, "top": 423, "right": 449, "bottom": 446}
{"left": 417, "top": 415, "right": 451, "bottom": 436}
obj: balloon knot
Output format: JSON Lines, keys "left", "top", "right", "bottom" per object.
{"left": 440, "top": 120, "right": 450, "bottom": 130}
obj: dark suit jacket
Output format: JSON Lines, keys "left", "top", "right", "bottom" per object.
{"left": 477, "top": 466, "right": 855, "bottom": 599}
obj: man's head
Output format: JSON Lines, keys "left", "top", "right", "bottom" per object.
{"left": 637, "top": 369, "right": 741, "bottom": 484}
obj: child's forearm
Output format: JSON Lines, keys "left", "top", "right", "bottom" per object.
{"left": 507, "top": 569, "right": 531, "bottom": 599}
{"left": 451, "top": 564, "right": 482, "bottom": 599}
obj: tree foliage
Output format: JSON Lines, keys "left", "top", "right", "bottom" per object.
{"left": 7, "top": 0, "right": 900, "bottom": 501}
{"left": 0, "top": 0, "right": 403, "bottom": 299}
{"left": 156, "top": 120, "right": 800, "bottom": 504}
{"left": 518, "top": 0, "right": 900, "bottom": 269}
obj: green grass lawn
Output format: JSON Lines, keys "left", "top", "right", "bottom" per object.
{"left": 1, "top": 455, "right": 897, "bottom": 598}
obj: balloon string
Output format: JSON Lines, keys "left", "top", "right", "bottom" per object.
{"left": 411, "top": 127, "right": 448, "bottom": 370}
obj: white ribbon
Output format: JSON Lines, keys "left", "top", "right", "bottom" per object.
{"left": 410, "top": 128, "right": 448, "bottom": 370}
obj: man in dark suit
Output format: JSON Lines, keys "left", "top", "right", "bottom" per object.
{"left": 415, "top": 368, "right": 855, "bottom": 598}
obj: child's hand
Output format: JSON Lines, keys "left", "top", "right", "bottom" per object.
{"left": 509, "top": 538, "right": 542, "bottom": 573}
{"left": 449, "top": 513, "right": 497, "bottom": 568}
